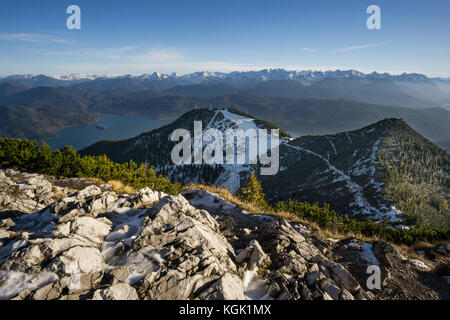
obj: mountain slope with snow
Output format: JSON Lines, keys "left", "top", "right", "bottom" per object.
{"left": 80, "top": 108, "right": 449, "bottom": 227}
{"left": 81, "top": 108, "right": 288, "bottom": 193}
{"left": 261, "top": 118, "right": 449, "bottom": 227}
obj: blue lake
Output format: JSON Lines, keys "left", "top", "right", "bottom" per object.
{"left": 46, "top": 113, "right": 172, "bottom": 151}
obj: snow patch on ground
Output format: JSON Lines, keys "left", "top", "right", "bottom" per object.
{"left": 107, "top": 197, "right": 132, "bottom": 214}
{"left": 182, "top": 189, "right": 275, "bottom": 226}
{"left": 242, "top": 268, "right": 272, "bottom": 300}
{"left": 348, "top": 240, "right": 380, "bottom": 265}
{"left": 382, "top": 206, "right": 403, "bottom": 223}
{"left": 0, "top": 271, "right": 58, "bottom": 300}
{"left": 409, "top": 259, "right": 431, "bottom": 271}
{"left": 215, "top": 164, "right": 247, "bottom": 194}
{"left": 15, "top": 208, "right": 59, "bottom": 238}
{"left": 328, "top": 139, "right": 337, "bottom": 156}
{"left": 183, "top": 189, "right": 236, "bottom": 212}
{"left": 292, "top": 223, "right": 311, "bottom": 234}
{"left": 220, "top": 109, "right": 259, "bottom": 133}
{"left": 0, "top": 240, "right": 27, "bottom": 264}
{"left": 346, "top": 133, "right": 353, "bottom": 144}
{"left": 121, "top": 246, "right": 163, "bottom": 285}
{"left": 101, "top": 209, "right": 163, "bottom": 284}
{"left": 103, "top": 209, "right": 147, "bottom": 246}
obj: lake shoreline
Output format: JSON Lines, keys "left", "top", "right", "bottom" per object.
{"left": 43, "top": 113, "right": 105, "bottom": 144}
{"left": 46, "top": 113, "right": 172, "bottom": 151}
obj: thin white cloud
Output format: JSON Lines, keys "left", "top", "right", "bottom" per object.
{"left": 45, "top": 46, "right": 139, "bottom": 59}
{"left": 334, "top": 42, "right": 386, "bottom": 52}
{"left": 45, "top": 46, "right": 253, "bottom": 74}
{"left": 0, "top": 33, "right": 71, "bottom": 44}
{"left": 45, "top": 46, "right": 341, "bottom": 74}
{"left": 301, "top": 47, "right": 319, "bottom": 52}
{"left": 45, "top": 46, "right": 184, "bottom": 63}
{"left": 132, "top": 48, "right": 185, "bottom": 63}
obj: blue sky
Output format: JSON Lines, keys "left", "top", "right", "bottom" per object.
{"left": 0, "top": 0, "right": 449, "bottom": 77}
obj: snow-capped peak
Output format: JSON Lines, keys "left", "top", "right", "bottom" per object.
{"left": 1, "top": 69, "right": 437, "bottom": 86}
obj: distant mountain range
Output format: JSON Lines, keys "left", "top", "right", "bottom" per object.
{"left": 80, "top": 108, "right": 450, "bottom": 228}
{"left": 1, "top": 69, "right": 446, "bottom": 86}
{"left": 1, "top": 69, "right": 450, "bottom": 110}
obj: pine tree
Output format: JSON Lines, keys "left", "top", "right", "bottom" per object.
{"left": 238, "top": 171, "right": 267, "bottom": 208}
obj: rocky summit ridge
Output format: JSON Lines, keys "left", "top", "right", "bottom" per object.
{"left": 0, "top": 168, "right": 448, "bottom": 300}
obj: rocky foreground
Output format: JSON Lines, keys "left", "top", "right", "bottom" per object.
{"left": 0, "top": 169, "right": 448, "bottom": 300}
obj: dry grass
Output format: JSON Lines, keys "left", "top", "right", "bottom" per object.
{"left": 183, "top": 183, "right": 382, "bottom": 242}
{"left": 411, "top": 240, "right": 435, "bottom": 251}
{"left": 183, "top": 183, "right": 307, "bottom": 221}
{"left": 183, "top": 184, "right": 260, "bottom": 212}
{"left": 395, "top": 240, "right": 450, "bottom": 267}
{"left": 396, "top": 244, "right": 423, "bottom": 261}
{"left": 107, "top": 180, "right": 136, "bottom": 194}
{"left": 315, "top": 227, "right": 382, "bottom": 243}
